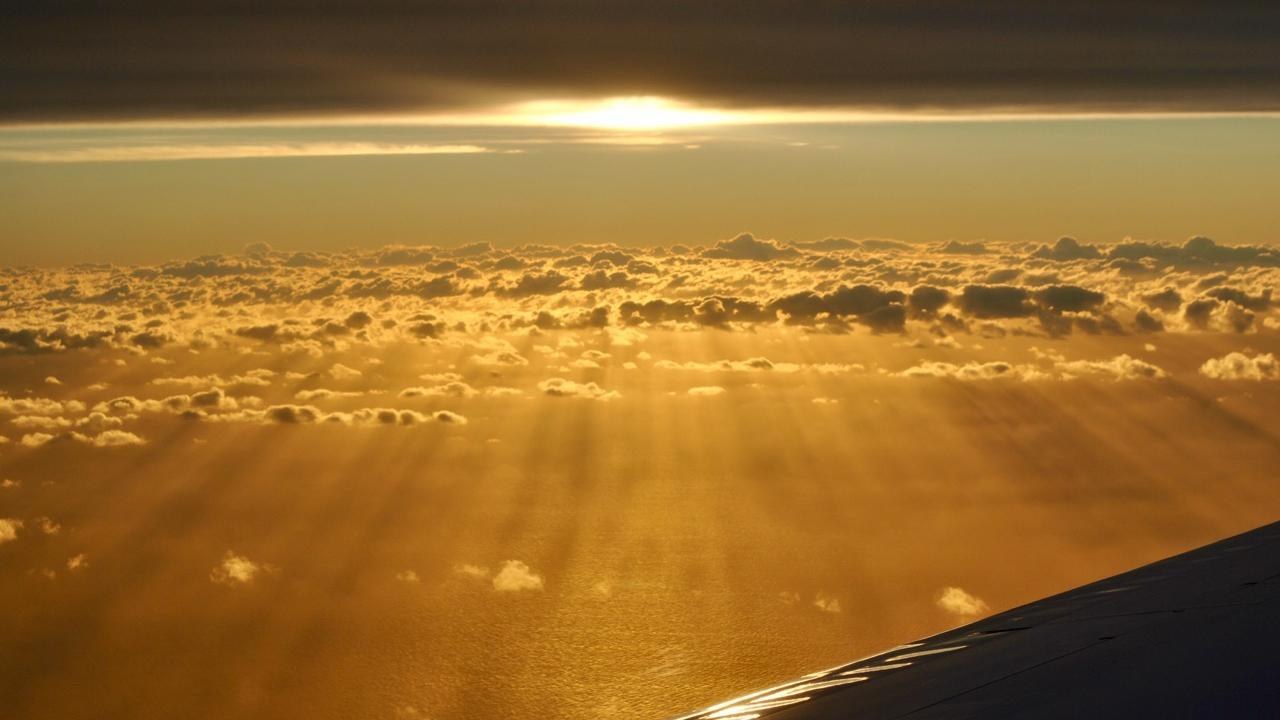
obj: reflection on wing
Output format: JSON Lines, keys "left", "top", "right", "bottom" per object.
{"left": 675, "top": 520, "right": 1280, "bottom": 719}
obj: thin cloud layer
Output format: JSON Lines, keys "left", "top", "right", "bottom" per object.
{"left": 0, "top": 143, "right": 498, "bottom": 163}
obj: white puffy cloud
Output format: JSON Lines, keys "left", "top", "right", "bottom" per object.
{"left": 900, "top": 353, "right": 1165, "bottom": 382}
{"left": 21, "top": 429, "right": 147, "bottom": 448}
{"left": 12, "top": 416, "right": 72, "bottom": 431}
{"left": 0, "top": 395, "right": 86, "bottom": 416}
{"left": 491, "top": 560, "right": 544, "bottom": 592}
{"left": 687, "top": 386, "right": 727, "bottom": 396}
{"left": 898, "top": 361, "right": 1045, "bottom": 381}
{"left": 261, "top": 404, "right": 321, "bottom": 423}
{"left": 400, "top": 382, "right": 477, "bottom": 398}
{"left": 0, "top": 518, "right": 22, "bottom": 544}
{"left": 217, "top": 404, "right": 465, "bottom": 427}
{"left": 538, "top": 378, "right": 619, "bottom": 401}
{"left": 1199, "top": 352, "right": 1279, "bottom": 381}
{"left": 813, "top": 592, "right": 842, "bottom": 613}
{"left": 657, "top": 357, "right": 786, "bottom": 373}
{"left": 329, "top": 363, "right": 364, "bottom": 380}
{"left": 472, "top": 350, "right": 529, "bottom": 367}
{"left": 418, "top": 372, "right": 465, "bottom": 384}
{"left": 295, "top": 388, "right": 365, "bottom": 401}
{"left": 936, "top": 586, "right": 990, "bottom": 618}
{"left": 80, "top": 430, "right": 147, "bottom": 447}
{"left": 656, "top": 357, "right": 862, "bottom": 374}
{"left": 431, "top": 410, "right": 468, "bottom": 424}
{"left": 393, "top": 704, "right": 430, "bottom": 719}
{"left": 74, "top": 412, "right": 127, "bottom": 435}
{"left": 210, "top": 551, "right": 271, "bottom": 586}
{"left": 151, "top": 369, "right": 275, "bottom": 388}
{"left": 702, "top": 232, "right": 800, "bottom": 261}
{"left": 11, "top": 413, "right": 129, "bottom": 434}
{"left": 454, "top": 564, "right": 490, "bottom": 580}
{"left": 1043, "top": 352, "right": 1166, "bottom": 381}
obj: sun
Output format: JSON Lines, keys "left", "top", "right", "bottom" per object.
{"left": 513, "top": 96, "right": 734, "bottom": 131}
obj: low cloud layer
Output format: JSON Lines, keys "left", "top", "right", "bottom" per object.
{"left": 2, "top": 234, "right": 1280, "bottom": 720}
{"left": 6, "top": 234, "right": 1278, "bottom": 360}
{"left": 0, "top": 233, "right": 1276, "bottom": 455}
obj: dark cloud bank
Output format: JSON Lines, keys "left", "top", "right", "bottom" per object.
{"left": 4, "top": 1, "right": 1280, "bottom": 123}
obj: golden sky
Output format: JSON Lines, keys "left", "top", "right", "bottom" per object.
{"left": 4, "top": 3, "right": 1280, "bottom": 718}
{"left": 3, "top": 112, "right": 1280, "bottom": 265}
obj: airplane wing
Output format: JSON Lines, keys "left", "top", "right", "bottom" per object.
{"left": 674, "top": 520, "right": 1280, "bottom": 719}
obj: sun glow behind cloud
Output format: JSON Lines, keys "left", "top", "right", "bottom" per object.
{"left": 6, "top": 95, "right": 1280, "bottom": 167}
{"left": 509, "top": 96, "right": 738, "bottom": 131}
{"left": 9, "top": 94, "right": 1277, "bottom": 135}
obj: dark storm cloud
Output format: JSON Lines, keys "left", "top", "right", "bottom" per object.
{"left": 4, "top": 1, "right": 1280, "bottom": 123}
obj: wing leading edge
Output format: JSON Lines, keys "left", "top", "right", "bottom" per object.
{"left": 675, "top": 520, "right": 1280, "bottom": 719}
